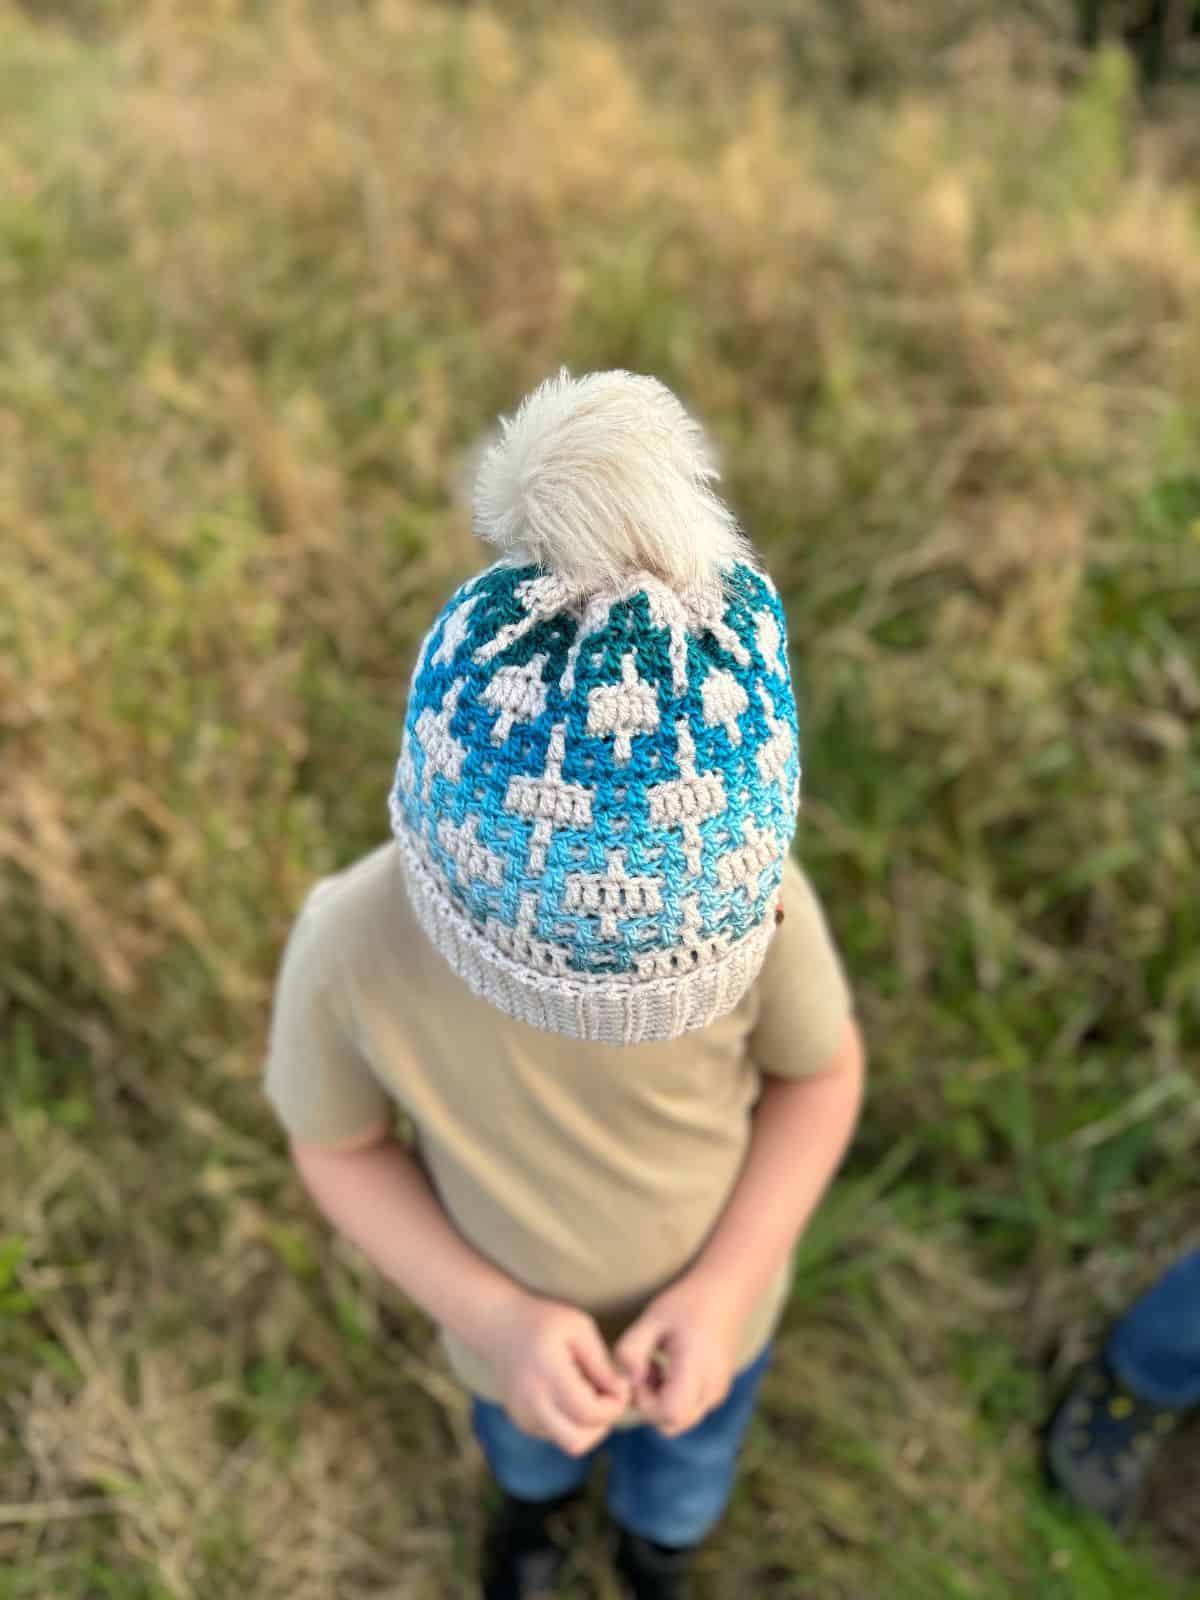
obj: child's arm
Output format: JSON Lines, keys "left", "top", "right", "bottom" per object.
{"left": 292, "top": 1130, "right": 630, "bottom": 1453}
{"left": 616, "top": 1017, "right": 865, "bottom": 1433}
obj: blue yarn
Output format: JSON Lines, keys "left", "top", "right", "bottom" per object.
{"left": 393, "top": 561, "right": 800, "bottom": 980}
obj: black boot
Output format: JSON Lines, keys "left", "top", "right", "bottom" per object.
{"left": 613, "top": 1526, "right": 695, "bottom": 1600}
{"left": 481, "top": 1490, "right": 581, "bottom": 1599}
{"left": 1044, "top": 1355, "right": 1181, "bottom": 1528}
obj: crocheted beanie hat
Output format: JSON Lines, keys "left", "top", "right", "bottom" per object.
{"left": 389, "top": 370, "right": 800, "bottom": 1045}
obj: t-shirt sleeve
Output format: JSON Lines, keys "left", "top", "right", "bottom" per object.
{"left": 263, "top": 894, "right": 394, "bottom": 1146}
{"left": 749, "top": 856, "right": 854, "bottom": 1080}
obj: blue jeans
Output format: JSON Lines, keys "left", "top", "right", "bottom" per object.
{"left": 1106, "top": 1250, "right": 1200, "bottom": 1410}
{"left": 472, "top": 1345, "right": 771, "bottom": 1548}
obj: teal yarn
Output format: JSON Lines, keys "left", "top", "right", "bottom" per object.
{"left": 389, "top": 558, "right": 800, "bottom": 1044}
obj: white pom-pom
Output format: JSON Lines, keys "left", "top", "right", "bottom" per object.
{"left": 473, "top": 369, "right": 748, "bottom": 595}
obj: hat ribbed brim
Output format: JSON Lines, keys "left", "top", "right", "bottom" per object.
{"left": 394, "top": 828, "right": 774, "bottom": 1046}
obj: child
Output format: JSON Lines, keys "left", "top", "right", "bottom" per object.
{"left": 264, "top": 371, "right": 865, "bottom": 1599}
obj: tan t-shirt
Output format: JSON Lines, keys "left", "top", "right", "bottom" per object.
{"left": 264, "top": 844, "right": 852, "bottom": 1404}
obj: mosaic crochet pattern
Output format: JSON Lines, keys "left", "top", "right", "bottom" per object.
{"left": 390, "top": 561, "right": 800, "bottom": 1042}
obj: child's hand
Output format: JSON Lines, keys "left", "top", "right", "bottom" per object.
{"left": 483, "top": 1293, "right": 631, "bottom": 1456}
{"left": 615, "top": 1274, "right": 745, "bottom": 1437}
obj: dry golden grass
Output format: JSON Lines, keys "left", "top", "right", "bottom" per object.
{"left": 2, "top": 3, "right": 1199, "bottom": 1596}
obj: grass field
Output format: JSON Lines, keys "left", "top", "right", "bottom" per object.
{"left": 2, "top": 2, "right": 1199, "bottom": 1596}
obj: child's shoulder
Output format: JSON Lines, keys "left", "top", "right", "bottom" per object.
{"left": 301, "top": 842, "right": 397, "bottom": 916}
{"left": 284, "top": 843, "right": 410, "bottom": 980}
{"left": 758, "top": 853, "right": 847, "bottom": 994}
